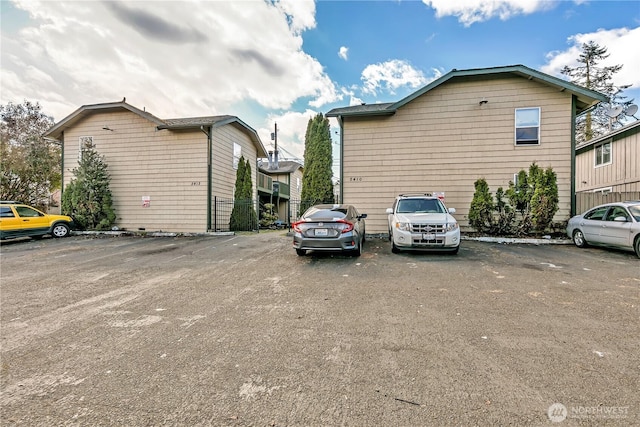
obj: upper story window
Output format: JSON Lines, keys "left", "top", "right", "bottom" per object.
{"left": 595, "top": 141, "right": 612, "bottom": 167}
{"left": 233, "top": 142, "right": 241, "bottom": 170}
{"left": 515, "top": 108, "right": 540, "bottom": 145}
{"left": 79, "top": 136, "right": 93, "bottom": 161}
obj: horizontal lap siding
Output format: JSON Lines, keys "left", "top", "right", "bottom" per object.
{"left": 212, "top": 124, "right": 258, "bottom": 200}
{"left": 342, "top": 77, "right": 574, "bottom": 233}
{"left": 63, "top": 111, "right": 208, "bottom": 232}
{"left": 576, "top": 131, "right": 640, "bottom": 193}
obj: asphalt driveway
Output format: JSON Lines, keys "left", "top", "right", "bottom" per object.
{"left": 1, "top": 232, "right": 638, "bottom": 426}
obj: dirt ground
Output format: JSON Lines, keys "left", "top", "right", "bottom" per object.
{"left": 1, "top": 232, "right": 638, "bottom": 426}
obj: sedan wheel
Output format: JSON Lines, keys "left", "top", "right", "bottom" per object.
{"left": 52, "top": 223, "right": 70, "bottom": 238}
{"left": 634, "top": 237, "right": 640, "bottom": 259}
{"left": 352, "top": 239, "right": 362, "bottom": 257}
{"left": 572, "top": 230, "right": 587, "bottom": 248}
{"left": 296, "top": 249, "right": 306, "bottom": 257}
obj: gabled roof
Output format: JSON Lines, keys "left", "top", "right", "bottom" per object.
{"left": 576, "top": 120, "right": 640, "bottom": 152}
{"left": 326, "top": 64, "right": 608, "bottom": 118}
{"left": 44, "top": 100, "right": 164, "bottom": 140}
{"left": 44, "top": 100, "right": 267, "bottom": 157}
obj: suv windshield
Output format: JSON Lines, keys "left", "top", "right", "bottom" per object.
{"left": 397, "top": 199, "right": 445, "bottom": 214}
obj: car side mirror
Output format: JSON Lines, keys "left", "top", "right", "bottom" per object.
{"left": 386, "top": 208, "right": 393, "bottom": 214}
{"left": 613, "top": 216, "right": 628, "bottom": 222}
{"left": 359, "top": 214, "right": 368, "bottom": 219}
{"left": 448, "top": 208, "right": 456, "bottom": 214}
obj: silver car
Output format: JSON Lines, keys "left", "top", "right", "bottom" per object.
{"left": 567, "top": 201, "right": 640, "bottom": 258}
{"left": 292, "top": 204, "right": 367, "bottom": 256}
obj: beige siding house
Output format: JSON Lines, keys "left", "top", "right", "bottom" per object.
{"left": 576, "top": 120, "right": 640, "bottom": 194}
{"left": 327, "top": 65, "right": 607, "bottom": 234}
{"left": 44, "top": 100, "right": 267, "bottom": 233}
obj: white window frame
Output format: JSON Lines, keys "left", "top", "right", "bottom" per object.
{"left": 594, "top": 140, "right": 612, "bottom": 167}
{"left": 514, "top": 107, "right": 540, "bottom": 146}
{"left": 79, "top": 136, "right": 93, "bottom": 161}
{"left": 592, "top": 186, "right": 612, "bottom": 194}
{"left": 233, "top": 142, "right": 242, "bottom": 170}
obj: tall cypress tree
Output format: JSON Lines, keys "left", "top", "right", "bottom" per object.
{"left": 229, "top": 157, "right": 257, "bottom": 231}
{"left": 300, "top": 113, "right": 334, "bottom": 213}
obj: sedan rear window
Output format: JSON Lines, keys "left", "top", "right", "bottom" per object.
{"left": 305, "top": 207, "right": 348, "bottom": 220}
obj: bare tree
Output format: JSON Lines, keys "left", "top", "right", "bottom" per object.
{"left": 1, "top": 100, "right": 59, "bottom": 209}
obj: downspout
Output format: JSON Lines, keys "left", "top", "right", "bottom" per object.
{"left": 200, "top": 125, "right": 212, "bottom": 231}
{"left": 570, "top": 96, "right": 577, "bottom": 217}
{"left": 338, "top": 115, "right": 344, "bottom": 204}
{"left": 60, "top": 132, "right": 64, "bottom": 202}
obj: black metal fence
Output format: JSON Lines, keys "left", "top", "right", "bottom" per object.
{"left": 213, "top": 197, "right": 336, "bottom": 232}
{"left": 212, "top": 197, "right": 258, "bottom": 232}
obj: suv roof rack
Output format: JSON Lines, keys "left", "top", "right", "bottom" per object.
{"left": 398, "top": 193, "right": 433, "bottom": 198}
{"left": 0, "top": 201, "right": 22, "bottom": 204}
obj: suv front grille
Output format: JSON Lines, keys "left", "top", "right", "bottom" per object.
{"left": 411, "top": 223, "right": 445, "bottom": 233}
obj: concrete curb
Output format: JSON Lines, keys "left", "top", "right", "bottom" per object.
{"left": 71, "top": 230, "right": 572, "bottom": 245}
{"left": 72, "top": 230, "right": 235, "bottom": 238}
{"left": 462, "top": 235, "right": 572, "bottom": 245}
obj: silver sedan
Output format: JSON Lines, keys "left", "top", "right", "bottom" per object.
{"left": 292, "top": 204, "right": 367, "bottom": 256}
{"left": 567, "top": 201, "right": 640, "bottom": 258}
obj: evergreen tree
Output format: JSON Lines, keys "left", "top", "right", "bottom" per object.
{"left": 561, "top": 41, "right": 630, "bottom": 142}
{"left": 468, "top": 178, "right": 494, "bottom": 233}
{"left": 300, "top": 113, "right": 334, "bottom": 213}
{"left": 61, "top": 141, "right": 115, "bottom": 230}
{"left": 530, "top": 167, "right": 559, "bottom": 233}
{"left": 229, "top": 157, "right": 257, "bottom": 231}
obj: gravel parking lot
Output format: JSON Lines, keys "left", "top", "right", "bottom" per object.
{"left": 1, "top": 232, "right": 638, "bottom": 426}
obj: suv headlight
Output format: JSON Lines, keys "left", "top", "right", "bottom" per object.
{"left": 446, "top": 222, "right": 459, "bottom": 232}
{"left": 396, "top": 222, "right": 410, "bottom": 231}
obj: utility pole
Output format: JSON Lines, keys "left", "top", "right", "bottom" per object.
{"left": 270, "top": 123, "right": 279, "bottom": 169}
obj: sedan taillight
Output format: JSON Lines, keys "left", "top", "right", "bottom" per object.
{"left": 292, "top": 221, "right": 303, "bottom": 233}
{"left": 337, "top": 219, "right": 354, "bottom": 233}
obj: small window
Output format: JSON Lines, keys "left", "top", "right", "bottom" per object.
{"left": 79, "top": 136, "right": 93, "bottom": 161}
{"left": 233, "top": 143, "right": 242, "bottom": 170}
{"left": 595, "top": 141, "right": 612, "bottom": 166}
{"left": 515, "top": 108, "right": 540, "bottom": 145}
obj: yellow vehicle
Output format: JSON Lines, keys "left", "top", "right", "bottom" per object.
{"left": 0, "top": 201, "right": 74, "bottom": 240}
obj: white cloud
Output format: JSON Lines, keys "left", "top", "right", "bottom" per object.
{"left": 257, "top": 109, "right": 321, "bottom": 161}
{"left": 1, "top": 0, "right": 339, "bottom": 121}
{"left": 422, "top": 0, "right": 554, "bottom": 26}
{"left": 361, "top": 60, "right": 432, "bottom": 96}
{"left": 338, "top": 46, "right": 349, "bottom": 61}
{"left": 541, "top": 26, "right": 640, "bottom": 94}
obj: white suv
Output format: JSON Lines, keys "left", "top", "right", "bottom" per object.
{"left": 386, "top": 194, "right": 460, "bottom": 254}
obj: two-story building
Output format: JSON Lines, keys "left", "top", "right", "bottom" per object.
{"left": 44, "top": 100, "right": 267, "bottom": 233}
{"left": 257, "top": 152, "right": 303, "bottom": 226}
{"left": 327, "top": 64, "right": 608, "bottom": 234}
{"left": 575, "top": 119, "right": 640, "bottom": 212}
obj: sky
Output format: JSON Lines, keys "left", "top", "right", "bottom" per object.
{"left": 2, "top": 0, "right": 639, "bottom": 172}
